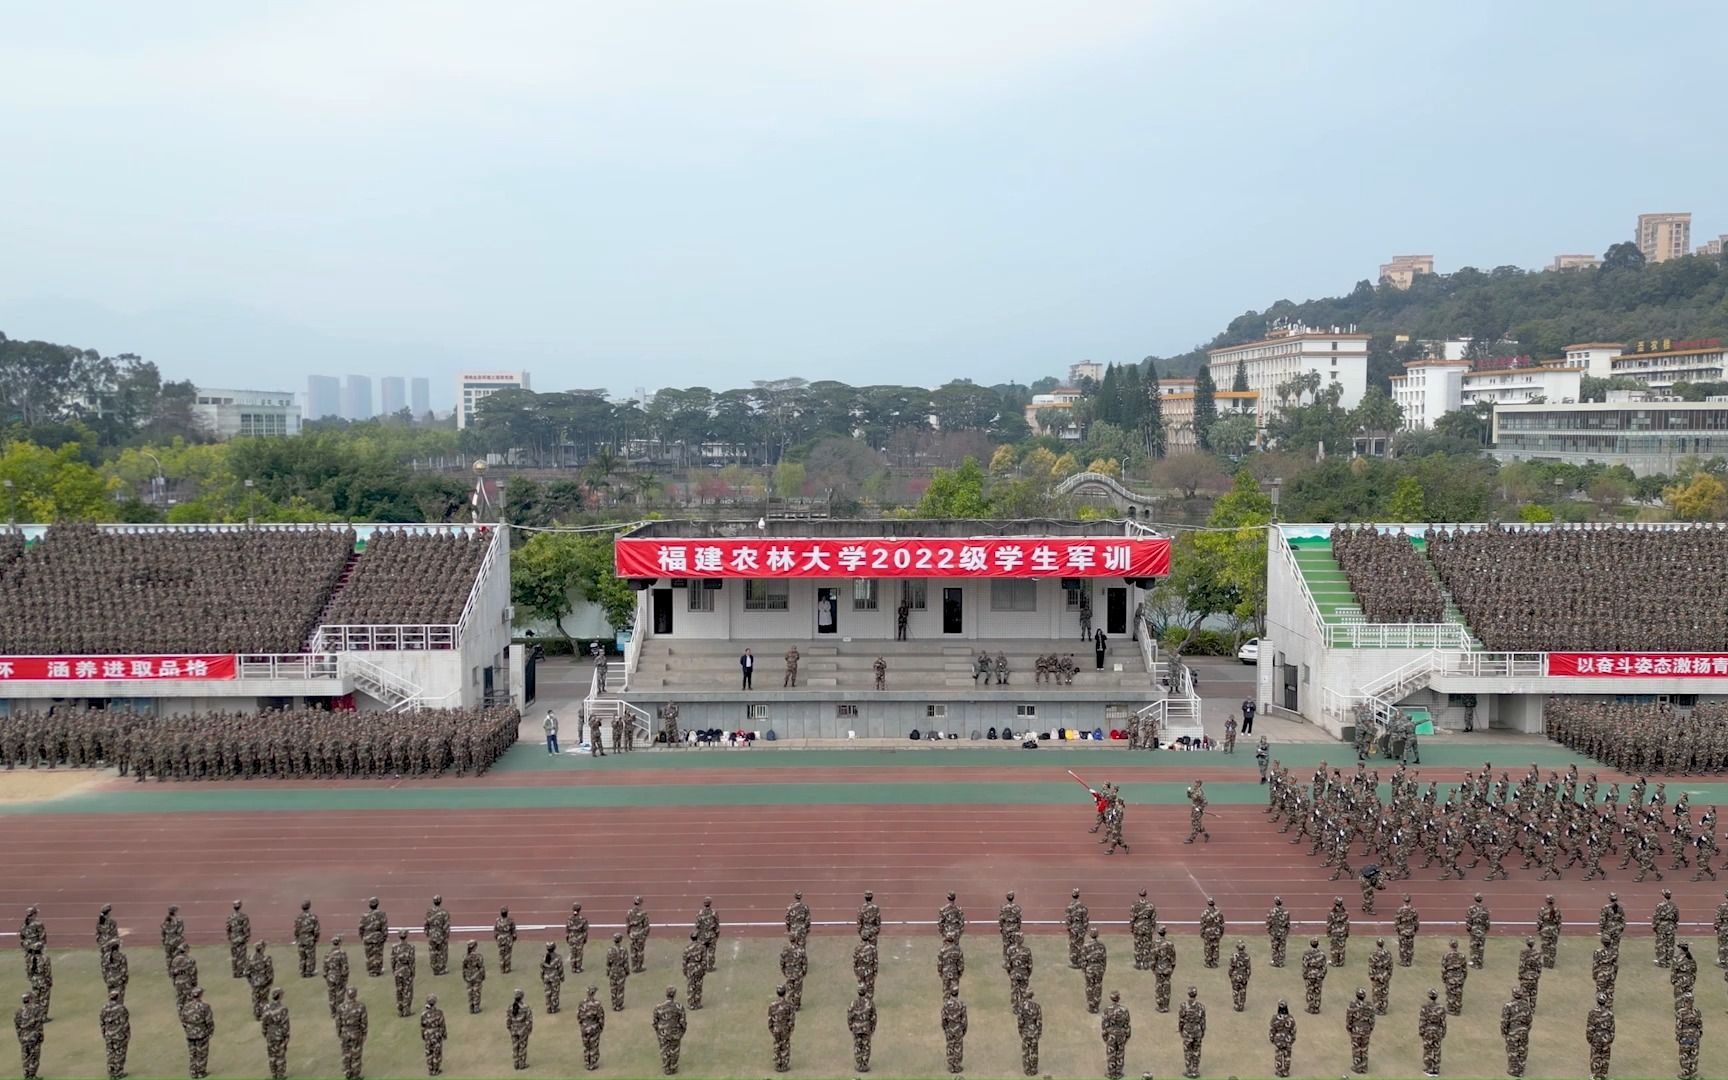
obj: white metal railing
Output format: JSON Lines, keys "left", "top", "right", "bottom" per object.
{"left": 342, "top": 656, "right": 424, "bottom": 708}
{"left": 1328, "top": 623, "right": 1473, "bottom": 650}
{"left": 392, "top": 688, "right": 460, "bottom": 713}
{"left": 237, "top": 654, "right": 341, "bottom": 680}
{"left": 1359, "top": 651, "right": 1438, "bottom": 701}
{"left": 316, "top": 625, "right": 458, "bottom": 652}
{"left": 1139, "top": 659, "right": 1204, "bottom": 742}
{"left": 455, "top": 525, "right": 506, "bottom": 642}
{"left": 622, "top": 588, "right": 649, "bottom": 690}
{"left": 1434, "top": 652, "right": 1548, "bottom": 678}
{"left": 1135, "top": 611, "right": 1164, "bottom": 686}
{"left": 1274, "top": 530, "right": 1330, "bottom": 640}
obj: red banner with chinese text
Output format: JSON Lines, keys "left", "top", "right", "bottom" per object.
{"left": 1547, "top": 653, "right": 1728, "bottom": 677}
{"left": 0, "top": 655, "right": 239, "bottom": 681}
{"left": 616, "top": 537, "right": 1171, "bottom": 579}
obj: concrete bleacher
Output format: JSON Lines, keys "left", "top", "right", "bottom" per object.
{"left": 632, "top": 638, "right": 1154, "bottom": 692}
{"left": 1288, "top": 538, "right": 1359, "bottom": 627}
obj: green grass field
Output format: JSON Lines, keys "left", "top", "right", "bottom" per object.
{"left": 2, "top": 932, "right": 1717, "bottom": 1078}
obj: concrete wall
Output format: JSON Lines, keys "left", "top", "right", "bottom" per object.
{"left": 635, "top": 694, "right": 1138, "bottom": 740}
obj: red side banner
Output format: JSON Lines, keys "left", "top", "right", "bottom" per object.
{"left": 1547, "top": 653, "right": 1728, "bottom": 677}
{"left": 616, "top": 537, "right": 1171, "bottom": 579}
{"left": 0, "top": 655, "right": 239, "bottom": 681}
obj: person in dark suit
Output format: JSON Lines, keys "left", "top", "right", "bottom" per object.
{"left": 1093, "top": 630, "right": 1108, "bottom": 671}
{"left": 740, "top": 649, "right": 754, "bottom": 689}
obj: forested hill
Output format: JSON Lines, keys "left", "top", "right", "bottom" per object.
{"left": 1149, "top": 245, "right": 1728, "bottom": 380}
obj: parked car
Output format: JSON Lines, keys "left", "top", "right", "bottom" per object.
{"left": 1237, "top": 638, "right": 1260, "bottom": 664}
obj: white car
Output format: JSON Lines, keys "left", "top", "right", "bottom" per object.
{"left": 1237, "top": 638, "right": 1260, "bottom": 664}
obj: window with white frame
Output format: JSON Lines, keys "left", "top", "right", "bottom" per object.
{"left": 852, "top": 578, "right": 879, "bottom": 611}
{"left": 836, "top": 704, "right": 859, "bottom": 718}
{"left": 990, "top": 580, "right": 1036, "bottom": 612}
{"left": 901, "top": 579, "right": 928, "bottom": 611}
{"left": 687, "top": 583, "right": 716, "bottom": 612}
{"left": 1015, "top": 704, "right": 1037, "bottom": 719}
{"left": 744, "top": 580, "right": 789, "bottom": 611}
{"left": 748, "top": 704, "right": 769, "bottom": 720}
{"left": 925, "top": 704, "right": 947, "bottom": 719}
{"left": 1064, "top": 583, "right": 1088, "bottom": 611}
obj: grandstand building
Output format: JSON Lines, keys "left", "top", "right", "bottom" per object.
{"left": 1261, "top": 522, "right": 1728, "bottom": 739}
{"left": 604, "top": 519, "right": 1190, "bottom": 741}
{"left": 0, "top": 523, "right": 515, "bottom": 717}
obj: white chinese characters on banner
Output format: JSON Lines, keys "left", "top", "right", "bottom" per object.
{"left": 617, "top": 537, "right": 1170, "bottom": 579}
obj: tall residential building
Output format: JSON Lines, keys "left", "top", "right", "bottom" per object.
{"left": 1068, "top": 361, "right": 1104, "bottom": 385}
{"left": 1606, "top": 337, "right": 1728, "bottom": 390}
{"left": 1207, "top": 323, "right": 1369, "bottom": 436}
{"left": 1699, "top": 235, "right": 1728, "bottom": 258}
{"left": 305, "top": 375, "right": 341, "bottom": 421}
{"left": 1391, "top": 358, "right": 1587, "bottom": 431}
{"left": 1636, "top": 212, "right": 1691, "bottom": 263}
{"left": 410, "top": 377, "right": 431, "bottom": 417}
{"left": 456, "top": 371, "right": 532, "bottom": 429}
{"left": 192, "top": 388, "right": 302, "bottom": 440}
{"left": 342, "top": 375, "right": 374, "bottom": 420}
{"left": 1378, "top": 254, "right": 1434, "bottom": 289}
{"left": 1551, "top": 253, "right": 1600, "bottom": 271}
{"left": 1162, "top": 391, "right": 1260, "bottom": 455}
{"left": 380, "top": 376, "right": 407, "bottom": 416}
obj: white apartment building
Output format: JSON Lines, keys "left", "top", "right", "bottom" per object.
{"left": 1207, "top": 324, "right": 1368, "bottom": 432}
{"left": 1389, "top": 360, "right": 1469, "bottom": 431}
{"left": 1068, "top": 361, "right": 1104, "bottom": 384}
{"left": 1391, "top": 360, "right": 1585, "bottom": 431}
{"left": 192, "top": 388, "right": 302, "bottom": 439}
{"left": 456, "top": 372, "right": 533, "bottom": 429}
{"left": 1562, "top": 343, "right": 1626, "bottom": 378}
{"left": 1023, "top": 387, "right": 1083, "bottom": 438}
{"left": 1607, "top": 338, "right": 1728, "bottom": 390}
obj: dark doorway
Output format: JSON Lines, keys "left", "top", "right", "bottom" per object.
{"left": 1106, "top": 588, "right": 1128, "bottom": 636}
{"left": 652, "top": 589, "right": 674, "bottom": 635}
{"left": 482, "top": 666, "right": 495, "bottom": 704}
{"left": 942, "top": 587, "right": 964, "bottom": 634}
{"left": 1282, "top": 662, "right": 1298, "bottom": 711}
{"left": 816, "top": 587, "right": 839, "bottom": 635}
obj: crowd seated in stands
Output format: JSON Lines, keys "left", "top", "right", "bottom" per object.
{"left": 1547, "top": 698, "right": 1728, "bottom": 775}
{"left": 1329, "top": 526, "right": 1446, "bottom": 624}
{"left": 1427, "top": 523, "right": 1728, "bottom": 652}
{"left": 322, "top": 529, "right": 489, "bottom": 627}
{"left": 0, "top": 524, "right": 351, "bottom": 655}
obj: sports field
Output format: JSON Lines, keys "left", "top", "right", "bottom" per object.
{"left": 4, "top": 736, "right": 1728, "bottom": 1078}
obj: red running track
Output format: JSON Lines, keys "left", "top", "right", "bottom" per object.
{"left": 4, "top": 806, "right": 1727, "bottom": 949}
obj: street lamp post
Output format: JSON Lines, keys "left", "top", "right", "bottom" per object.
{"left": 244, "top": 479, "right": 256, "bottom": 527}
{"left": 3, "top": 479, "right": 14, "bottom": 527}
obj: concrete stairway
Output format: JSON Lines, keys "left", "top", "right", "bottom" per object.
{"left": 633, "top": 638, "right": 1152, "bottom": 692}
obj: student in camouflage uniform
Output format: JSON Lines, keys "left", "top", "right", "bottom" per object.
{"left": 1500, "top": 985, "right": 1533, "bottom": 1078}
{"left": 420, "top": 995, "right": 446, "bottom": 1077}
{"left": 1129, "top": 890, "right": 1155, "bottom": 969}
{"left": 997, "top": 892, "right": 1022, "bottom": 956}
{"left": 1367, "top": 939, "right": 1393, "bottom": 1015}
{"left": 1064, "top": 889, "right": 1089, "bottom": 967}
{"left": 1228, "top": 941, "right": 1252, "bottom": 1011}
{"left": 94, "top": 904, "right": 117, "bottom": 951}
{"left": 1516, "top": 936, "right": 1542, "bottom": 1010}
{"left": 295, "top": 899, "right": 322, "bottom": 978}
{"left": 260, "top": 988, "right": 291, "bottom": 1080}
{"left": 358, "top": 897, "right": 388, "bottom": 978}
{"left": 502, "top": 988, "right": 532, "bottom": 1071}
{"left": 682, "top": 932, "right": 706, "bottom": 1009}
{"left": 784, "top": 892, "right": 811, "bottom": 946}
{"left": 1584, "top": 991, "right": 1614, "bottom": 1080}
{"left": 1326, "top": 896, "right": 1350, "bottom": 966}
{"left": 767, "top": 984, "right": 796, "bottom": 1073}
{"left": 1345, "top": 986, "right": 1374, "bottom": 1075}
{"left": 98, "top": 988, "right": 129, "bottom": 1080}
{"left": 1676, "top": 991, "right": 1703, "bottom": 1080}
{"left": 1268, "top": 1000, "right": 1296, "bottom": 1078}
{"left": 1080, "top": 929, "right": 1106, "bottom": 1013}
{"left": 1199, "top": 897, "right": 1225, "bottom": 967}
{"left": 652, "top": 987, "right": 687, "bottom": 1075}
{"left": 14, "top": 992, "right": 44, "bottom": 1080}
{"left": 695, "top": 897, "right": 719, "bottom": 974}
{"left": 1464, "top": 893, "right": 1490, "bottom": 968}
{"left": 1715, "top": 891, "right": 1728, "bottom": 968}
{"left": 169, "top": 943, "right": 198, "bottom": 1012}
{"left": 179, "top": 987, "right": 215, "bottom": 1080}
{"left": 540, "top": 942, "right": 565, "bottom": 1013}
{"left": 939, "top": 986, "right": 967, "bottom": 1074}
{"left": 1599, "top": 892, "right": 1627, "bottom": 951}
{"left": 1394, "top": 894, "right": 1419, "bottom": 967}
{"left": 101, "top": 939, "right": 128, "bottom": 1005}
{"left": 247, "top": 940, "right": 275, "bottom": 1020}
{"left": 23, "top": 944, "right": 51, "bottom": 1020}
{"left": 225, "top": 899, "right": 252, "bottom": 979}
{"left": 1151, "top": 926, "right": 1177, "bottom": 1012}
{"left": 937, "top": 892, "right": 965, "bottom": 940}
{"left": 387, "top": 929, "right": 416, "bottom": 1018}
{"left": 1177, "top": 985, "right": 1206, "bottom": 1080}
{"left": 336, "top": 986, "right": 368, "bottom": 1080}
{"left": 857, "top": 891, "right": 881, "bottom": 938}
{"left": 627, "top": 897, "right": 651, "bottom": 973}
{"left": 1001, "top": 931, "right": 1030, "bottom": 1013}
{"left": 1100, "top": 989, "right": 1131, "bottom": 1080}
{"left": 854, "top": 926, "right": 880, "bottom": 998}
{"left": 847, "top": 981, "right": 877, "bottom": 1072}
{"left": 1015, "top": 988, "right": 1043, "bottom": 1077}
{"left": 1417, "top": 988, "right": 1446, "bottom": 1079}
{"left": 324, "top": 936, "right": 351, "bottom": 1019}
{"left": 1654, "top": 888, "right": 1680, "bottom": 967}
{"left": 872, "top": 656, "right": 887, "bottom": 690}
{"left": 1265, "top": 896, "right": 1290, "bottom": 967}
{"left": 494, "top": 907, "right": 519, "bottom": 974}
{"left": 1300, "top": 938, "right": 1327, "bottom": 1015}
{"left": 605, "top": 933, "right": 629, "bottom": 1012}
{"left": 781, "top": 933, "right": 810, "bottom": 1009}
{"left": 1672, "top": 941, "right": 1698, "bottom": 1003}
{"left": 577, "top": 987, "right": 606, "bottom": 1071}
{"left": 566, "top": 902, "right": 589, "bottom": 974}
{"left": 424, "top": 896, "right": 450, "bottom": 977}
{"left": 161, "top": 905, "right": 186, "bottom": 965}
{"left": 1440, "top": 939, "right": 1468, "bottom": 1015}
{"left": 1591, "top": 933, "right": 1619, "bottom": 1008}
{"left": 463, "top": 940, "right": 487, "bottom": 1015}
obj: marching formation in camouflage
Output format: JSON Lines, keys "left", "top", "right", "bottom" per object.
{"left": 19, "top": 883, "right": 1728, "bottom": 1079}
{"left": 1549, "top": 699, "right": 1728, "bottom": 776}
{"left": 1266, "top": 755, "right": 1721, "bottom": 884}
{"left": 0, "top": 706, "right": 519, "bottom": 779}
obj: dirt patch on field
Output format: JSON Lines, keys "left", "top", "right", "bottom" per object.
{"left": 0, "top": 769, "right": 105, "bottom": 802}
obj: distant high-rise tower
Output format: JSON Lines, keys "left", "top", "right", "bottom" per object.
{"left": 342, "top": 375, "right": 374, "bottom": 420}
{"left": 380, "top": 376, "right": 407, "bottom": 416}
{"left": 305, "top": 375, "right": 342, "bottom": 421}
{"left": 410, "top": 377, "right": 431, "bottom": 417}
{"left": 1378, "top": 255, "right": 1434, "bottom": 290}
{"left": 1637, "top": 212, "right": 1691, "bottom": 263}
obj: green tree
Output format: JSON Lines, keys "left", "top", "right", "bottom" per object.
{"left": 1350, "top": 387, "right": 1403, "bottom": 435}
{"left": 1664, "top": 473, "right": 1728, "bottom": 521}
{"left": 773, "top": 460, "right": 806, "bottom": 499}
{"left": 913, "top": 457, "right": 992, "bottom": 518}
{"left": 1138, "top": 359, "right": 1166, "bottom": 458}
{"left": 1232, "top": 359, "right": 1248, "bottom": 393}
{"left": 1601, "top": 241, "right": 1645, "bottom": 272}
{"left": 1387, "top": 475, "right": 1426, "bottom": 521}
{"left": 1192, "top": 367, "right": 1218, "bottom": 451}
{"left": 0, "top": 440, "right": 118, "bottom": 521}
{"left": 1206, "top": 414, "right": 1257, "bottom": 461}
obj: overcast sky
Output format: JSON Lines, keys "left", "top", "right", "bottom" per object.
{"left": 2, "top": 2, "right": 1723, "bottom": 408}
